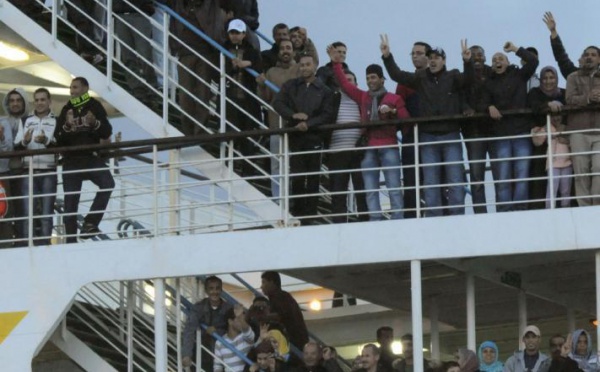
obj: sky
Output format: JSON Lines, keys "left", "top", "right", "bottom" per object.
{"left": 258, "top": 0, "right": 596, "bottom": 89}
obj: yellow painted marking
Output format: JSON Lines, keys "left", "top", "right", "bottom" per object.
{"left": 0, "top": 311, "right": 28, "bottom": 345}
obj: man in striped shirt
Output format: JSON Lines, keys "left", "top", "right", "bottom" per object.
{"left": 214, "top": 304, "right": 255, "bottom": 372}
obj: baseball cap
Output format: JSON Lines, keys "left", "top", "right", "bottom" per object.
{"left": 522, "top": 325, "right": 541, "bottom": 338}
{"left": 228, "top": 19, "right": 246, "bottom": 33}
{"left": 427, "top": 47, "right": 446, "bottom": 59}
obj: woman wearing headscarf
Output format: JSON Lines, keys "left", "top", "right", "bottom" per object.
{"left": 568, "top": 329, "right": 599, "bottom": 372}
{"left": 528, "top": 66, "right": 571, "bottom": 209}
{"left": 478, "top": 341, "right": 503, "bottom": 372}
{"left": 458, "top": 348, "right": 480, "bottom": 372}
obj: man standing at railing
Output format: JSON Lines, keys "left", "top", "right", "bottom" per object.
{"left": 273, "top": 54, "right": 335, "bottom": 224}
{"left": 183, "top": 275, "right": 233, "bottom": 371}
{"left": 381, "top": 35, "right": 471, "bottom": 217}
{"left": 0, "top": 87, "right": 29, "bottom": 247}
{"left": 55, "top": 77, "right": 115, "bottom": 242}
{"left": 13, "top": 88, "right": 57, "bottom": 246}
{"left": 261, "top": 24, "right": 289, "bottom": 71}
{"left": 565, "top": 46, "right": 600, "bottom": 206}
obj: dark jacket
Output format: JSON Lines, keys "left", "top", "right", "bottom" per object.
{"left": 273, "top": 76, "right": 335, "bottom": 144}
{"left": 382, "top": 53, "right": 469, "bottom": 134}
{"left": 261, "top": 45, "right": 279, "bottom": 71}
{"left": 316, "top": 61, "right": 349, "bottom": 92}
{"left": 265, "top": 288, "right": 309, "bottom": 351}
{"left": 227, "top": 0, "right": 259, "bottom": 30}
{"left": 181, "top": 298, "right": 233, "bottom": 358}
{"left": 527, "top": 87, "right": 566, "bottom": 127}
{"left": 462, "top": 64, "right": 494, "bottom": 138}
{"left": 55, "top": 96, "right": 112, "bottom": 159}
{"left": 223, "top": 39, "right": 262, "bottom": 100}
{"left": 113, "top": 0, "right": 154, "bottom": 15}
{"left": 482, "top": 47, "right": 539, "bottom": 136}
{"left": 168, "top": 0, "right": 226, "bottom": 56}
{"left": 550, "top": 35, "right": 578, "bottom": 79}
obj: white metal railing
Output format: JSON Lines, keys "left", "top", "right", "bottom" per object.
{"left": 0, "top": 115, "right": 596, "bottom": 246}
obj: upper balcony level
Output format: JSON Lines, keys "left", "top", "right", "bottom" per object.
{"left": 1, "top": 1, "right": 600, "bottom": 371}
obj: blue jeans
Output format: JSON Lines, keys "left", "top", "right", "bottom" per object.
{"left": 361, "top": 146, "right": 403, "bottom": 221}
{"left": 490, "top": 135, "right": 532, "bottom": 212}
{"left": 21, "top": 170, "right": 57, "bottom": 246}
{"left": 419, "top": 132, "right": 465, "bottom": 217}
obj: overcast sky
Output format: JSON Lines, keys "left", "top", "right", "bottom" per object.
{"left": 259, "top": 1, "right": 596, "bottom": 89}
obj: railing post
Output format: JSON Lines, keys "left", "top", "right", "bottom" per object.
{"left": 51, "top": 0, "right": 59, "bottom": 43}
{"left": 127, "top": 280, "right": 134, "bottom": 372}
{"left": 411, "top": 260, "right": 424, "bottom": 372}
{"left": 219, "top": 53, "right": 227, "bottom": 162}
{"left": 176, "top": 278, "right": 183, "bottom": 372}
{"left": 282, "top": 133, "right": 290, "bottom": 226}
{"left": 466, "top": 273, "right": 476, "bottom": 351}
{"left": 414, "top": 124, "right": 421, "bottom": 218}
{"left": 168, "top": 150, "right": 180, "bottom": 235}
{"left": 546, "top": 114, "right": 555, "bottom": 209}
{"left": 429, "top": 297, "right": 440, "bottom": 361}
{"left": 227, "top": 141, "right": 235, "bottom": 231}
{"left": 106, "top": 0, "right": 114, "bottom": 87}
{"left": 595, "top": 251, "right": 600, "bottom": 358}
{"left": 153, "top": 145, "right": 159, "bottom": 237}
{"left": 518, "top": 290, "right": 527, "bottom": 350}
{"left": 162, "top": 9, "right": 170, "bottom": 129}
{"left": 154, "top": 278, "right": 168, "bottom": 372}
{"left": 27, "top": 167, "right": 34, "bottom": 247}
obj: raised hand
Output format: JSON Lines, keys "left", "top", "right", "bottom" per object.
{"left": 461, "top": 39, "right": 471, "bottom": 61}
{"left": 543, "top": 12, "right": 557, "bottom": 37}
{"left": 380, "top": 33, "right": 391, "bottom": 58}
{"left": 561, "top": 333, "right": 572, "bottom": 357}
{"left": 503, "top": 41, "right": 518, "bottom": 53}
{"left": 34, "top": 129, "right": 47, "bottom": 144}
{"left": 326, "top": 44, "right": 342, "bottom": 63}
{"left": 24, "top": 128, "right": 33, "bottom": 144}
{"left": 83, "top": 111, "right": 97, "bottom": 128}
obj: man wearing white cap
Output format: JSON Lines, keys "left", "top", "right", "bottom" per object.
{"left": 504, "top": 325, "right": 549, "bottom": 372}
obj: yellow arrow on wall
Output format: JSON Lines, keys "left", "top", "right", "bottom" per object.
{"left": 0, "top": 311, "right": 28, "bottom": 345}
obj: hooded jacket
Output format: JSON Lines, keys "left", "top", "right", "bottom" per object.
{"left": 568, "top": 329, "right": 598, "bottom": 372}
{"left": 478, "top": 341, "right": 504, "bottom": 372}
{"left": 504, "top": 350, "right": 549, "bottom": 372}
{"left": 1, "top": 87, "right": 30, "bottom": 170}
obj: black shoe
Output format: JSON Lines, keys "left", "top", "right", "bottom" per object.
{"left": 80, "top": 223, "right": 100, "bottom": 239}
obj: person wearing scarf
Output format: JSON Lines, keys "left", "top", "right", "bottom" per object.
{"left": 478, "top": 341, "right": 503, "bottom": 372}
{"left": 528, "top": 66, "right": 571, "bottom": 209}
{"left": 568, "top": 329, "right": 599, "bottom": 372}
{"left": 459, "top": 348, "right": 480, "bottom": 372}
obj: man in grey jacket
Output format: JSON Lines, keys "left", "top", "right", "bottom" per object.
{"left": 504, "top": 325, "right": 549, "bottom": 372}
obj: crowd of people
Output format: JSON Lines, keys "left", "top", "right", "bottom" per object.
{"left": 0, "top": 77, "right": 115, "bottom": 247}
{"left": 182, "top": 274, "right": 597, "bottom": 372}
{"left": 4, "top": 1, "right": 600, "bottom": 234}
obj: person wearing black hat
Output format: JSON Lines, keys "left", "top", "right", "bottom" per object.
{"left": 380, "top": 34, "right": 473, "bottom": 217}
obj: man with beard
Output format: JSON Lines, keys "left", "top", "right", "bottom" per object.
{"left": 261, "top": 23, "right": 289, "bottom": 71}
{"left": 504, "top": 325, "right": 549, "bottom": 372}
{"left": 537, "top": 334, "right": 580, "bottom": 372}
{"left": 290, "top": 26, "right": 319, "bottom": 66}
{"left": 565, "top": 46, "right": 600, "bottom": 206}
{"left": 257, "top": 38, "right": 300, "bottom": 199}
{"left": 0, "top": 88, "right": 28, "bottom": 246}
{"left": 273, "top": 54, "right": 335, "bottom": 224}
{"left": 381, "top": 35, "right": 472, "bottom": 217}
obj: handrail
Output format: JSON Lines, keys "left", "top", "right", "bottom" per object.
{"left": 255, "top": 29, "right": 274, "bottom": 46}
{"left": 154, "top": 1, "right": 280, "bottom": 93}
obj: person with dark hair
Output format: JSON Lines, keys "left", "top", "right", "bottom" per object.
{"left": 13, "top": 88, "right": 57, "bottom": 246}
{"left": 458, "top": 348, "right": 480, "bottom": 372}
{"left": 438, "top": 361, "right": 460, "bottom": 372}
{"left": 273, "top": 54, "right": 335, "bottom": 224}
{"left": 543, "top": 12, "right": 579, "bottom": 79}
{"left": 565, "top": 45, "right": 600, "bottom": 206}
{"left": 317, "top": 41, "right": 348, "bottom": 91}
{"left": 261, "top": 23, "right": 289, "bottom": 70}
{"left": 228, "top": 0, "right": 260, "bottom": 50}
{"left": 381, "top": 35, "right": 472, "bottom": 217}
{"left": 290, "top": 26, "right": 319, "bottom": 66}
{"left": 537, "top": 334, "right": 580, "bottom": 372}
{"left": 394, "top": 41, "right": 431, "bottom": 219}
{"left": 377, "top": 326, "right": 399, "bottom": 370}
{"left": 463, "top": 44, "right": 493, "bottom": 214}
{"left": 0, "top": 87, "right": 28, "bottom": 247}
{"left": 323, "top": 345, "right": 345, "bottom": 372}
{"left": 182, "top": 275, "right": 233, "bottom": 371}
{"left": 247, "top": 340, "right": 286, "bottom": 372}
{"left": 329, "top": 45, "right": 408, "bottom": 220}
{"left": 214, "top": 304, "right": 255, "bottom": 372}
{"left": 260, "top": 271, "right": 309, "bottom": 351}
{"left": 66, "top": 0, "right": 104, "bottom": 63}
{"left": 522, "top": 47, "right": 541, "bottom": 92}
{"left": 356, "top": 344, "right": 388, "bottom": 372}
{"left": 504, "top": 325, "right": 548, "bottom": 372}
{"left": 55, "top": 77, "right": 115, "bottom": 242}
{"left": 392, "top": 334, "right": 431, "bottom": 372}
{"left": 483, "top": 42, "right": 539, "bottom": 212}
